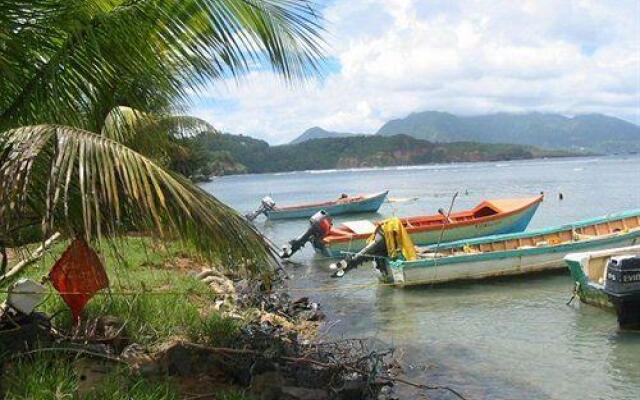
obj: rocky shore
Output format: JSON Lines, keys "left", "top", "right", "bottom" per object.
{"left": 1, "top": 262, "right": 408, "bottom": 399}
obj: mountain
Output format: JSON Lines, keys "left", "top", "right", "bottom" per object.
{"left": 177, "top": 132, "right": 577, "bottom": 177}
{"left": 290, "top": 127, "right": 357, "bottom": 144}
{"left": 376, "top": 111, "right": 640, "bottom": 152}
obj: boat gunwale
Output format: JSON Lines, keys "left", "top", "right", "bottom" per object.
{"left": 397, "top": 227, "right": 640, "bottom": 270}
{"left": 268, "top": 190, "right": 389, "bottom": 214}
{"left": 425, "top": 208, "right": 640, "bottom": 251}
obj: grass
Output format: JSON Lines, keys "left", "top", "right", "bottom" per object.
{"left": 1, "top": 355, "right": 254, "bottom": 400}
{"left": 1, "top": 237, "right": 253, "bottom": 399}
{"left": 1, "top": 237, "right": 238, "bottom": 345}
{"left": 2, "top": 354, "right": 180, "bottom": 400}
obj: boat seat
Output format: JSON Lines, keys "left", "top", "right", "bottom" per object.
{"left": 573, "top": 232, "right": 595, "bottom": 241}
{"left": 585, "top": 256, "right": 608, "bottom": 283}
{"left": 341, "top": 220, "right": 376, "bottom": 235}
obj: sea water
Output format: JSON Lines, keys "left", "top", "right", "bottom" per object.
{"left": 202, "top": 155, "right": 640, "bottom": 400}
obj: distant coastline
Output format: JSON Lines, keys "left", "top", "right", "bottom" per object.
{"left": 181, "top": 132, "right": 589, "bottom": 180}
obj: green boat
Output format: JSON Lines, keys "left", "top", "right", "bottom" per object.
{"left": 376, "top": 209, "right": 640, "bottom": 287}
{"left": 565, "top": 245, "right": 640, "bottom": 328}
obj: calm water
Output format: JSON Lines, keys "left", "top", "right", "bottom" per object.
{"left": 202, "top": 156, "right": 640, "bottom": 400}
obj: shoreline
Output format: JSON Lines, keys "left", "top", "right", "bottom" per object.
{"left": 0, "top": 238, "right": 462, "bottom": 399}
{"left": 198, "top": 153, "right": 607, "bottom": 180}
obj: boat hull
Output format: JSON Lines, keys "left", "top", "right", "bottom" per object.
{"left": 266, "top": 191, "right": 388, "bottom": 220}
{"left": 320, "top": 198, "right": 540, "bottom": 257}
{"left": 565, "top": 246, "right": 640, "bottom": 327}
{"left": 565, "top": 256, "right": 613, "bottom": 309}
{"left": 384, "top": 229, "right": 640, "bottom": 287}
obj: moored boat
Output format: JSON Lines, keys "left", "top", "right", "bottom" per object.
{"left": 565, "top": 246, "right": 640, "bottom": 328}
{"left": 317, "top": 195, "right": 543, "bottom": 257}
{"left": 247, "top": 191, "right": 388, "bottom": 221}
{"left": 376, "top": 209, "right": 640, "bottom": 287}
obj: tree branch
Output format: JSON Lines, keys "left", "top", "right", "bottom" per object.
{"left": 0, "top": 232, "right": 61, "bottom": 284}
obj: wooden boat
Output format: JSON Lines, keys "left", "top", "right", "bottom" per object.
{"left": 265, "top": 191, "right": 388, "bottom": 220}
{"left": 565, "top": 246, "right": 640, "bottom": 328}
{"left": 378, "top": 209, "right": 640, "bottom": 287}
{"left": 316, "top": 195, "right": 543, "bottom": 257}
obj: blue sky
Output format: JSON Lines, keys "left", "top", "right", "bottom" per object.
{"left": 188, "top": 0, "right": 640, "bottom": 144}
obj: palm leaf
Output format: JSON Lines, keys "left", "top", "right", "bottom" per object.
{"left": 101, "top": 106, "right": 216, "bottom": 143}
{"left": 0, "top": 0, "right": 325, "bottom": 131}
{"left": 100, "top": 106, "right": 217, "bottom": 167}
{"left": 0, "top": 125, "right": 273, "bottom": 272}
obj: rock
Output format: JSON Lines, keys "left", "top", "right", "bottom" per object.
{"left": 74, "top": 358, "right": 111, "bottom": 398}
{"left": 0, "top": 311, "right": 52, "bottom": 352}
{"left": 202, "top": 274, "right": 236, "bottom": 299}
{"left": 292, "top": 296, "right": 310, "bottom": 305}
{"left": 335, "top": 379, "right": 367, "bottom": 400}
{"left": 250, "top": 371, "right": 286, "bottom": 400}
{"left": 249, "top": 359, "right": 278, "bottom": 376}
{"left": 377, "top": 385, "right": 394, "bottom": 400}
{"left": 297, "top": 309, "right": 326, "bottom": 322}
{"left": 280, "top": 386, "right": 329, "bottom": 400}
{"left": 195, "top": 268, "right": 215, "bottom": 280}
{"left": 92, "top": 315, "right": 128, "bottom": 351}
{"left": 120, "top": 343, "right": 147, "bottom": 362}
{"left": 154, "top": 341, "right": 221, "bottom": 376}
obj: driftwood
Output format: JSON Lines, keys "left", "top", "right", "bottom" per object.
{"left": 0, "top": 232, "right": 61, "bottom": 284}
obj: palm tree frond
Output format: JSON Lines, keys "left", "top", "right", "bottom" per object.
{"left": 0, "top": 125, "right": 273, "bottom": 272}
{"left": 0, "top": 0, "right": 325, "bottom": 131}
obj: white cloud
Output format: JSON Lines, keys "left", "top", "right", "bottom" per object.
{"left": 189, "top": 0, "right": 640, "bottom": 144}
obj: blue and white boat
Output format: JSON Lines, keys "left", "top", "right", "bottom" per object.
{"left": 248, "top": 191, "right": 389, "bottom": 221}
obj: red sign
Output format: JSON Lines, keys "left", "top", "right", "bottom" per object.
{"left": 49, "top": 238, "right": 109, "bottom": 322}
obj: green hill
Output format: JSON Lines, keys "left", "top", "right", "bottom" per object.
{"left": 375, "top": 111, "right": 640, "bottom": 153}
{"left": 174, "top": 132, "right": 578, "bottom": 178}
{"left": 290, "top": 126, "right": 356, "bottom": 144}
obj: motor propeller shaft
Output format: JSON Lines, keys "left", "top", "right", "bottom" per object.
{"left": 280, "top": 210, "right": 333, "bottom": 258}
{"left": 330, "top": 229, "right": 387, "bottom": 277}
{"left": 246, "top": 196, "right": 276, "bottom": 221}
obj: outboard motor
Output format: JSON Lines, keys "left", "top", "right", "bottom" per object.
{"left": 329, "top": 228, "right": 388, "bottom": 277}
{"left": 280, "top": 211, "right": 332, "bottom": 258}
{"left": 603, "top": 255, "right": 640, "bottom": 328}
{"left": 245, "top": 196, "right": 276, "bottom": 221}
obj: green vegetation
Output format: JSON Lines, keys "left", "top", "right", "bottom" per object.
{"left": 2, "top": 357, "right": 180, "bottom": 400}
{"left": 376, "top": 111, "right": 640, "bottom": 152}
{"left": 175, "top": 131, "right": 576, "bottom": 176}
{"left": 1, "top": 238, "right": 235, "bottom": 346}
{"left": 290, "top": 126, "right": 357, "bottom": 144}
{"left": 1, "top": 238, "right": 255, "bottom": 399}
{"left": 0, "top": 1, "right": 324, "bottom": 397}
{"left": 0, "top": 0, "right": 325, "bottom": 264}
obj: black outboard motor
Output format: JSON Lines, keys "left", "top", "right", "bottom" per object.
{"left": 246, "top": 196, "right": 276, "bottom": 221}
{"left": 603, "top": 255, "right": 640, "bottom": 328}
{"left": 329, "top": 228, "right": 388, "bottom": 277}
{"left": 280, "top": 211, "right": 332, "bottom": 258}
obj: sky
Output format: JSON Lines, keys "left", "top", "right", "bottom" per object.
{"left": 188, "top": 0, "right": 640, "bottom": 144}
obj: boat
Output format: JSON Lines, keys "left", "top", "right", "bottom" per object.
{"left": 565, "top": 246, "right": 640, "bottom": 328}
{"left": 316, "top": 195, "right": 544, "bottom": 257}
{"left": 247, "top": 191, "right": 389, "bottom": 221}
{"left": 376, "top": 208, "right": 640, "bottom": 287}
